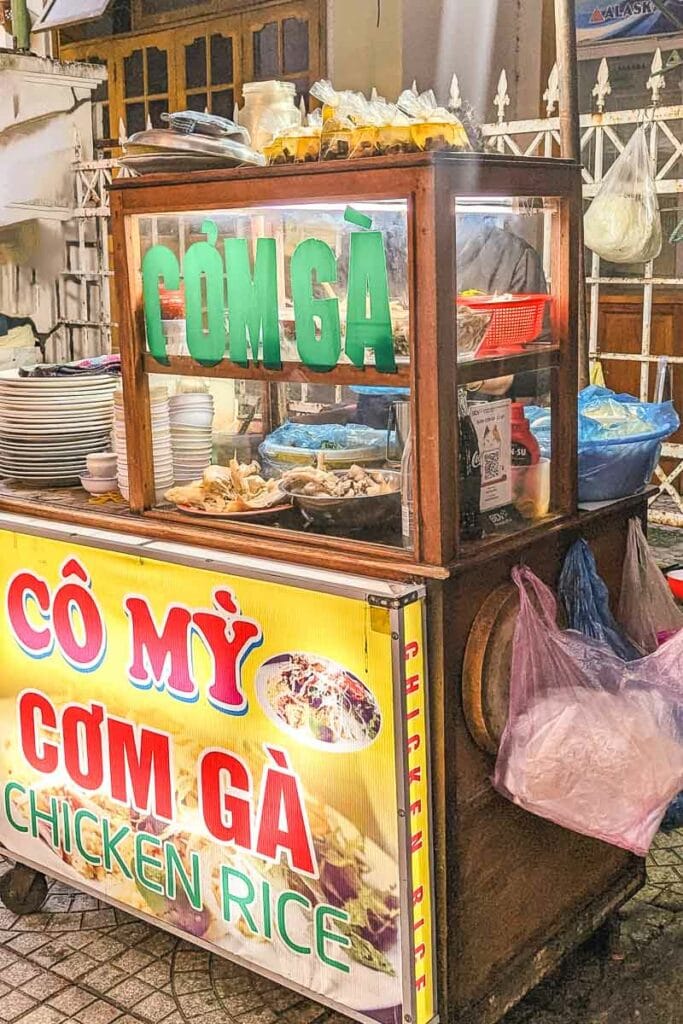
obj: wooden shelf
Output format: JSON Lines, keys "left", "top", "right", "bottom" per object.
{"left": 144, "top": 354, "right": 412, "bottom": 388}
{"left": 456, "top": 346, "right": 560, "bottom": 385}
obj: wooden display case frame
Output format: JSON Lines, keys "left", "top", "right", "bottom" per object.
{"left": 106, "top": 150, "right": 581, "bottom": 577}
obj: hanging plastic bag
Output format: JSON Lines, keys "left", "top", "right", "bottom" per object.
{"left": 559, "top": 539, "right": 643, "bottom": 661}
{"left": 493, "top": 566, "right": 683, "bottom": 856}
{"left": 661, "top": 792, "right": 683, "bottom": 831}
{"left": 618, "top": 517, "right": 683, "bottom": 654}
{"left": 584, "top": 125, "right": 662, "bottom": 264}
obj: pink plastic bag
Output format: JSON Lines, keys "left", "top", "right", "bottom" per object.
{"left": 493, "top": 566, "right": 683, "bottom": 856}
{"left": 619, "top": 517, "right": 683, "bottom": 654}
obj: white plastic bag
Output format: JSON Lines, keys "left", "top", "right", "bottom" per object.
{"left": 584, "top": 126, "right": 662, "bottom": 264}
{"left": 618, "top": 517, "right": 683, "bottom": 653}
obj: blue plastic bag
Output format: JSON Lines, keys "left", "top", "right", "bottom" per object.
{"left": 527, "top": 387, "right": 679, "bottom": 502}
{"left": 559, "top": 539, "right": 643, "bottom": 661}
{"left": 661, "top": 792, "right": 683, "bottom": 831}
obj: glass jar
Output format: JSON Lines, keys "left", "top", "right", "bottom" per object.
{"left": 238, "top": 81, "right": 302, "bottom": 153}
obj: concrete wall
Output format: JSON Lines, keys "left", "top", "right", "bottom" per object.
{"left": 403, "top": 0, "right": 546, "bottom": 119}
{"left": 328, "top": 0, "right": 547, "bottom": 119}
{"left": 326, "top": 0, "right": 404, "bottom": 99}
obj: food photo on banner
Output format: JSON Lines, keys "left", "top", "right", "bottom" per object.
{"left": 576, "top": 0, "right": 683, "bottom": 43}
{"left": 0, "top": 532, "right": 434, "bottom": 1024}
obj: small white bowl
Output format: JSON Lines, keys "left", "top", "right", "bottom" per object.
{"left": 170, "top": 411, "right": 214, "bottom": 428}
{"left": 170, "top": 393, "right": 213, "bottom": 404}
{"left": 86, "top": 452, "right": 117, "bottom": 479}
{"left": 80, "top": 474, "right": 118, "bottom": 495}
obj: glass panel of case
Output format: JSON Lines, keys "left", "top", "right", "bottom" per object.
{"left": 458, "top": 368, "right": 553, "bottom": 545}
{"left": 133, "top": 202, "right": 413, "bottom": 551}
{"left": 455, "top": 197, "right": 559, "bottom": 365}
{"left": 135, "top": 202, "right": 410, "bottom": 370}
{"left": 140, "top": 374, "right": 412, "bottom": 552}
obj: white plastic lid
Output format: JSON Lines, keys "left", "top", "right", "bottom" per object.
{"left": 242, "top": 80, "right": 296, "bottom": 95}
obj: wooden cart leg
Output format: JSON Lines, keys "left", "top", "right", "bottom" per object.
{"left": 0, "top": 864, "right": 48, "bottom": 915}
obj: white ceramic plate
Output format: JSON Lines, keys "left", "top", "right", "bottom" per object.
{"left": 0, "top": 413, "right": 112, "bottom": 425}
{"left": 0, "top": 457, "right": 90, "bottom": 468}
{"left": 0, "top": 395, "right": 114, "bottom": 406}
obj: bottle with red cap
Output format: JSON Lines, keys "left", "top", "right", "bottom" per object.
{"left": 510, "top": 402, "right": 541, "bottom": 467}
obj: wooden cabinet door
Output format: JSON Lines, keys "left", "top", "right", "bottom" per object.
{"left": 111, "top": 31, "right": 178, "bottom": 138}
{"left": 241, "top": 0, "right": 323, "bottom": 105}
{"left": 174, "top": 16, "right": 242, "bottom": 120}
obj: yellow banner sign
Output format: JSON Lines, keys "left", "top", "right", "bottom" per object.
{"left": 0, "top": 530, "right": 435, "bottom": 1024}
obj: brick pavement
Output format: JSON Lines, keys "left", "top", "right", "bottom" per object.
{"left": 0, "top": 828, "right": 679, "bottom": 1024}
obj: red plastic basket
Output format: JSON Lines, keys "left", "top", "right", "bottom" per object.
{"left": 457, "top": 294, "right": 552, "bottom": 355}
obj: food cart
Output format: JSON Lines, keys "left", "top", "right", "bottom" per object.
{"left": 0, "top": 149, "right": 649, "bottom": 1024}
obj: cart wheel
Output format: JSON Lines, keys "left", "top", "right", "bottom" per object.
{"left": 0, "top": 865, "right": 48, "bottom": 915}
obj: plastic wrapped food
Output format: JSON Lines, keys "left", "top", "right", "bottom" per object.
{"left": 264, "top": 127, "right": 321, "bottom": 164}
{"left": 377, "top": 121, "right": 414, "bottom": 155}
{"left": 493, "top": 566, "right": 683, "bottom": 857}
{"left": 260, "top": 422, "right": 387, "bottom": 470}
{"left": 310, "top": 80, "right": 365, "bottom": 124}
{"left": 397, "top": 88, "right": 470, "bottom": 152}
{"left": 320, "top": 116, "right": 355, "bottom": 161}
{"left": 351, "top": 101, "right": 414, "bottom": 158}
{"left": 584, "top": 126, "right": 662, "bottom": 264}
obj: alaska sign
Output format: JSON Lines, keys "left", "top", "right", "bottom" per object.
{"left": 142, "top": 216, "right": 398, "bottom": 373}
{"left": 577, "top": 0, "right": 683, "bottom": 43}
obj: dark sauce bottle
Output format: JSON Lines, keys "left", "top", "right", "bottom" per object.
{"left": 458, "top": 388, "right": 483, "bottom": 541}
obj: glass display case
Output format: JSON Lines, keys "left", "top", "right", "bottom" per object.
{"left": 110, "top": 151, "right": 580, "bottom": 572}
{"left": 0, "top": 150, "right": 650, "bottom": 1024}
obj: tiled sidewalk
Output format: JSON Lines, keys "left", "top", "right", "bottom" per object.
{"left": 0, "top": 829, "right": 680, "bottom": 1024}
{"left": 0, "top": 857, "right": 348, "bottom": 1024}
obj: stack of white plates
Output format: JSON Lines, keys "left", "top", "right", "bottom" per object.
{"left": 0, "top": 371, "right": 117, "bottom": 487}
{"left": 114, "top": 387, "right": 174, "bottom": 502}
{"left": 169, "top": 393, "right": 215, "bottom": 483}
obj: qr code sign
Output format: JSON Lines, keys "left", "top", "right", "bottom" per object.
{"left": 483, "top": 449, "right": 501, "bottom": 482}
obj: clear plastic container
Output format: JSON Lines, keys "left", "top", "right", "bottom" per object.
{"left": 238, "top": 81, "right": 301, "bottom": 152}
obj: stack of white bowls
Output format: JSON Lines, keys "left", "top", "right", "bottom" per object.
{"left": 169, "top": 392, "right": 215, "bottom": 483}
{"left": 113, "top": 387, "right": 174, "bottom": 502}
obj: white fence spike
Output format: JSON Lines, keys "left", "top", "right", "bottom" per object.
{"left": 543, "top": 63, "right": 560, "bottom": 117}
{"left": 494, "top": 69, "right": 510, "bottom": 124}
{"left": 592, "top": 58, "right": 612, "bottom": 113}
{"left": 449, "top": 73, "right": 462, "bottom": 111}
{"left": 648, "top": 48, "right": 665, "bottom": 105}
